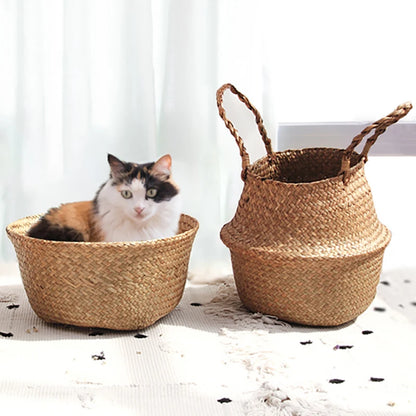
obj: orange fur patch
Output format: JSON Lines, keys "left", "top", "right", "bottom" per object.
{"left": 44, "top": 201, "right": 103, "bottom": 242}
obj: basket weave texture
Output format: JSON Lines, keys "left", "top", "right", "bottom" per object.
{"left": 217, "top": 83, "right": 412, "bottom": 326}
{"left": 7, "top": 213, "right": 198, "bottom": 330}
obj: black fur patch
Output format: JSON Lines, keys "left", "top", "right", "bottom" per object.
{"left": 122, "top": 162, "right": 154, "bottom": 185}
{"left": 110, "top": 161, "right": 151, "bottom": 185}
{"left": 144, "top": 173, "right": 178, "bottom": 202}
{"left": 28, "top": 217, "right": 85, "bottom": 242}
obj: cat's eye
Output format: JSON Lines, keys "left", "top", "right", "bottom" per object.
{"left": 121, "top": 190, "right": 133, "bottom": 199}
{"left": 146, "top": 188, "right": 158, "bottom": 198}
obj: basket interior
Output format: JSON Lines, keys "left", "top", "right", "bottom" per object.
{"left": 249, "top": 148, "right": 362, "bottom": 183}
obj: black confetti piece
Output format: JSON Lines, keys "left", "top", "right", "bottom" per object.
{"left": 411, "top": 302, "right": 416, "bottom": 307}
{"left": 380, "top": 281, "right": 390, "bottom": 286}
{"left": 217, "top": 398, "right": 232, "bottom": 404}
{"left": 91, "top": 351, "right": 105, "bottom": 360}
{"left": 374, "top": 307, "right": 386, "bottom": 312}
{"left": 362, "top": 330, "right": 373, "bottom": 335}
{"left": 370, "top": 377, "right": 384, "bottom": 382}
{"left": 334, "top": 345, "right": 353, "bottom": 350}
{"left": 190, "top": 302, "right": 202, "bottom": 307}
{"left": 300, "top": 340, "right": 312, "bottom": 345}
{"left": 6, "top": 304, "right": 20, "bottom": 310}
{"left": 89, "top": 331, "right": 104, "bottom": 336}
{"left": 134, "top": 333, "right": 148, "bottom": 339}
{"left": 329, "top": 379, "right": 345, "bottom": 384}
{"left": 0, "top": 331, "right": 14, "bottom": 338}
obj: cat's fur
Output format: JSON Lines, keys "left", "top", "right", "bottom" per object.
{"left": 27, "top": 154, "right": 181, "bottom": 242}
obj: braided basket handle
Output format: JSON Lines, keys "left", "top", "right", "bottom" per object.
{"left": 216, "top": 83, "right": 273, "bottom": 179}
{"left": 339, "top": 102, "right": 412, "bottom": 184}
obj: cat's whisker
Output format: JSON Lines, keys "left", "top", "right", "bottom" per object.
{"left": 100, "top": 210, "right": 111, "bottom": 218}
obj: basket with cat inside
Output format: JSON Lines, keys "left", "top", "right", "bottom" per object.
{"left": 6, "top": 154, "right": 199, "bottom": 330}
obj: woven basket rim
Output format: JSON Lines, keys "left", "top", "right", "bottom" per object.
{"left": 245, "top": 148, "right": 364, "bottom": 186}
{"left": 221, "top": 232, "right": 391, "bottom": 261}
{"left": 221, "top": 223, "right": 391, "bottom": 261}
{"left": 6, "top": 213, "right": 199, "bottom": 248}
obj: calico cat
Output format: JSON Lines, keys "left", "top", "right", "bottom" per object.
{"left": 27, "top": 154, "right": 181, "bottom": 242}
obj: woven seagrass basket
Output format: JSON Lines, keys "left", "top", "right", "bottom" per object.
{"left": 6, "top": 213, "right": 198, "bottom": 330}
{"left": 217, "top": 83, "right": 412, "bottom": 327}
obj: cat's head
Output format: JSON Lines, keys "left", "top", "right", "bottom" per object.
{"left": 98, "top": 154, "right": 179, "bottom": 224}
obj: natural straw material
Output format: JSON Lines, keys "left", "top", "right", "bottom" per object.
{"left": 217, "top": 83, "right": 412, "bottom": 326}
{"left": 7, "top": 214, "right": 198, "bottom": 330}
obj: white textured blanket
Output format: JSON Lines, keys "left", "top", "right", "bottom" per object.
{"left": 0, "top": 268, "right": 415, "bottom": 416}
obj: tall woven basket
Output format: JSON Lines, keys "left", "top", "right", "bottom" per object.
{"left": 217, "top": 83, "right": 412, "bottom": 327}
{"left": 7, "top": 213, "right": 198, "bottom": 330}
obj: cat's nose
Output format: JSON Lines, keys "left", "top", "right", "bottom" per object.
{"left": 134, "top": 207, "right": 144, "bottom": 215}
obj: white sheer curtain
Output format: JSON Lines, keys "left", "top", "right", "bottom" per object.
{"left": 1, "top": 0, "right": 415, "bottom": 277}
{"left": 0, "top": 0, "right": 235, "bottom": 277}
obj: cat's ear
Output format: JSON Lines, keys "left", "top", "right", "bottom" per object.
{"left": 152, "top": 154, "right": 172, "bottom": 178}
{"left": 107, "top": 154, "right": 127, "bottom": 178}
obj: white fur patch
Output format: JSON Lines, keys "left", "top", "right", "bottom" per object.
{"left": 95, "top": 178, "right": 181, "bottom": 242}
